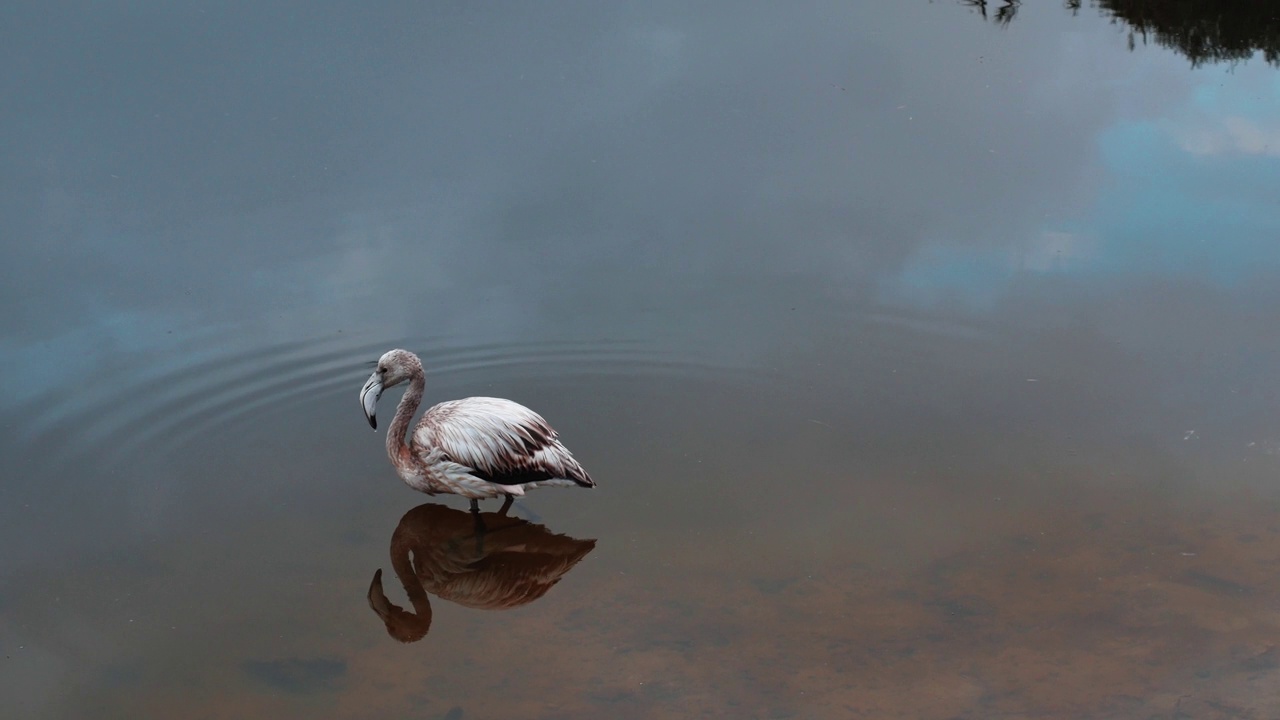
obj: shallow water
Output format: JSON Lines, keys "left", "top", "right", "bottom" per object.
{"left": 5, "top": 1, "right": 1280, "bottom": 718}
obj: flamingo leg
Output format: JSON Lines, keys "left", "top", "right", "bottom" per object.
{"left": 469, "top": 498, "right": 480, "bottom": 513}
{"left": 499, "top": 494, "right": 514, "bottom": 516}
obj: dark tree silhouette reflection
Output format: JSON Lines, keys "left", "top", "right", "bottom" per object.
{"left": 968, "top": 0, "right": 1280, "bottom": 67}
{"left": 963, "top": 0, "right": 1022, "bottom": 26}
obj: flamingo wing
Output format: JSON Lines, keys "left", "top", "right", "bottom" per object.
{"left": 414, "top": 397, "right": 594, "bottom": 487}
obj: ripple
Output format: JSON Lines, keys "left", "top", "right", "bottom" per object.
{"left": 8, "top": 304, "right": 1002, "bottom": 473}
{"left": 11, "top": 332, "right": 766, "bottom": 472}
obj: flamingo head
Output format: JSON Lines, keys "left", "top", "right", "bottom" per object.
{"left": 360, "top": 349, "right": 420, "bottom": 430}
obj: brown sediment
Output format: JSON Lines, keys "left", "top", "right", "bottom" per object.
{"left": 326, "top": 484, "right": 1280, "bottom": 719}
{"left": 47, "top": 481, "right": 1280, "bottom": 719}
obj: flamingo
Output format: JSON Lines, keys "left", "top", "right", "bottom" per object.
{"left": 360, "top": 348, "right": 595, "bottom": 512}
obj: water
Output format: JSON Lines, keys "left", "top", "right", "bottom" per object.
{"left": 4, "top": 1, "right": 1280, "bottom": 717}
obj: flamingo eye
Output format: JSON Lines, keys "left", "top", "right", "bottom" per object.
{"left": 378, "top": 365, "right": 386, "bottom": 374}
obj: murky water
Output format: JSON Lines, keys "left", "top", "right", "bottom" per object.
{"left": 5, "top": 2, "right": 1280, "bottom": 718}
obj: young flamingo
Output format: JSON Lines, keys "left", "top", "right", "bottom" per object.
{"left": 359, "top": 349, "right": 595, "bottom": 512}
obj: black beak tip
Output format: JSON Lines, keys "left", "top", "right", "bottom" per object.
{"left": 368, "top": 416, "right": 377, "bottom": 430}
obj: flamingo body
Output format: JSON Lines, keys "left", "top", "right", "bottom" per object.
{"left": 360, "top": 349, "right": 595, "bottom": 506}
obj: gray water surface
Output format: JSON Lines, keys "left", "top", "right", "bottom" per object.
{"left": 5, "top": 2, "right": 1280, "bottom": 718}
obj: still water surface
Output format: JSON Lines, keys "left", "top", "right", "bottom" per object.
{"left": 5, "top": 1, "right": 1280, "bottom": 718}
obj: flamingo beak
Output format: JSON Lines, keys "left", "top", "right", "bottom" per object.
{"left": 361, "top": 372, "right": 383, "bottom": 430}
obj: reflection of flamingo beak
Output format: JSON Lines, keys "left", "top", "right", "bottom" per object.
{"left": 360, "top": 373, "right": 383, "bottom": 430}
{"left": 367, "top": 568, "right": 432, "bottom": 642}
{"left": 367, "top": 568, "right": 396, "bottom": 619}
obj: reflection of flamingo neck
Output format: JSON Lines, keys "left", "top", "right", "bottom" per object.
{"left": 367, "top": 536, "right": 433, "bottom": 642}
{"left": 387, "top": 371, "right": 425, "bottom": 472}
{"left": 391, "top": 543, "right": 432, "bottom": 614}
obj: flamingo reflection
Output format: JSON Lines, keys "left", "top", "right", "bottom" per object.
{"left": 367, "top": 502, "right": 597, "bottom": 642}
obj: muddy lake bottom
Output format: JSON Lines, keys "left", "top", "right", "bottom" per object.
{"left": 37, "top": 461, "right": 1279, "bottom": 720}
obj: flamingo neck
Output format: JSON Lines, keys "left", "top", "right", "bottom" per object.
{"left": 386, "top": 372, "right": 425, "bottom": 472}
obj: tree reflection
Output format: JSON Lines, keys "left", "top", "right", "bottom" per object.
{"left": 962, "top": 0, "right": 1021, "bottom": 27}
{"left": 968, "top": 0, "right": 1280, "bottom": 67}
{"left": 366, "top": 502, "right": 597, "bottom": 643}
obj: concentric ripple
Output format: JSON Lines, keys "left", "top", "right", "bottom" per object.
{"left": 2, "top": 303, "right": 1006, "bottom": 474}
{"left": 7, "top": 330, "right": 768, "bottom": 472}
